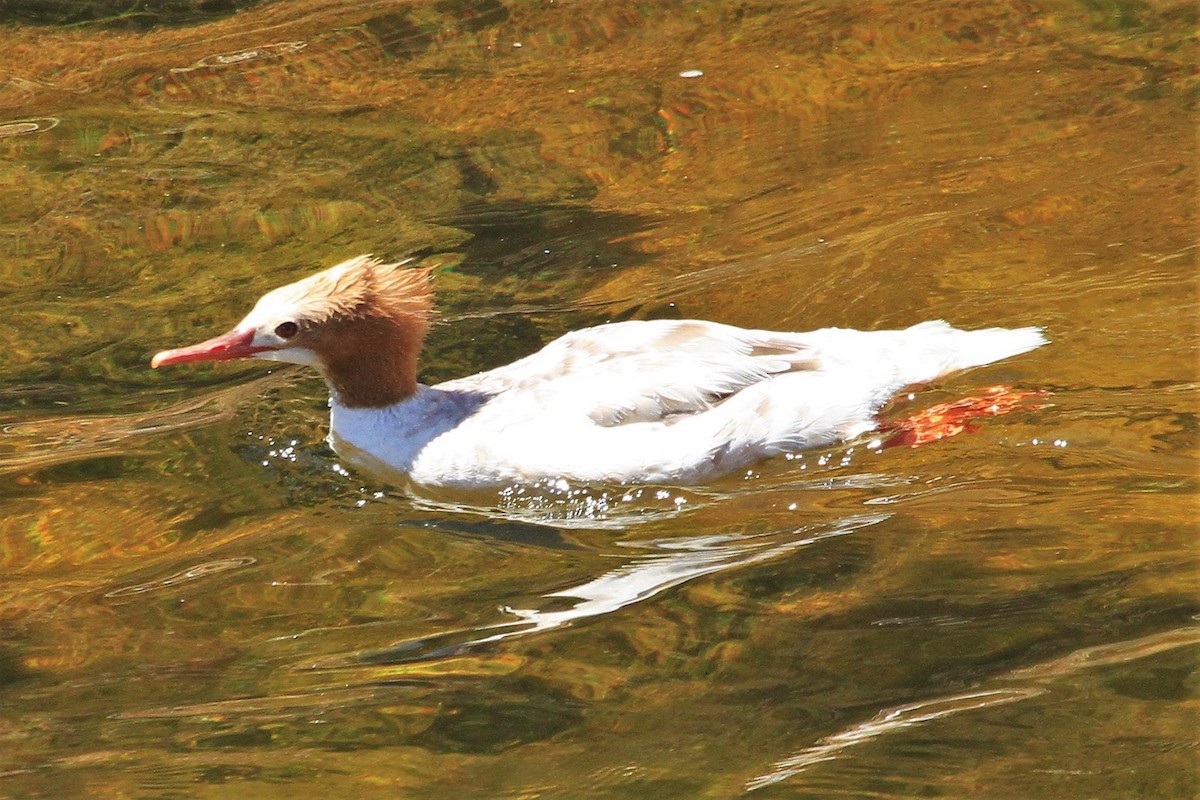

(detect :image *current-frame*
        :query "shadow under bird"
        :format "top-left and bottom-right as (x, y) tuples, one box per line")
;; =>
(151, 255), (1047, 488)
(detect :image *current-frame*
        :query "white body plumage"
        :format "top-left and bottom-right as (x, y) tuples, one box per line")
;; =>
(328, 318), (1047, 487)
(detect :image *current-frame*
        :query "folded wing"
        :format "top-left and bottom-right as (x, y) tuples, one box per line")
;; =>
(439, 319), (820, 426)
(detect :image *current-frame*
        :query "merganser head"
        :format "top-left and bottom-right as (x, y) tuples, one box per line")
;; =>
(151, 255), (434, 408)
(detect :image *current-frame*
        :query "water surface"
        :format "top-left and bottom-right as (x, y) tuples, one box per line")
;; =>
(1, 0), (1196, 797)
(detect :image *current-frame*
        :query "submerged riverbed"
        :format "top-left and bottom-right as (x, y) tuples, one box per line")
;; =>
(1, 0), (1196, 797)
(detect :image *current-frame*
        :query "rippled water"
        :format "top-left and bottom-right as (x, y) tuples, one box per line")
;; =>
(1, 1), (1196, 797)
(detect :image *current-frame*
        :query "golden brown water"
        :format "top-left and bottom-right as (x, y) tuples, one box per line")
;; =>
(1, 1), (1197, 797)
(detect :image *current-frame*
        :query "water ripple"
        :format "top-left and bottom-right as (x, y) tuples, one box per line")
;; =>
(179, 41), (308, 71)
(0, 117), (59, 137)
(104, 556), (258, 598)
(298, 513), (891, 674)
(0, 372), (290, 475)
(745, 625), (1200, 792)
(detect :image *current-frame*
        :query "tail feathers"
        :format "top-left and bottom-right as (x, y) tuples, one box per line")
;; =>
(904, 321), (1048, 380)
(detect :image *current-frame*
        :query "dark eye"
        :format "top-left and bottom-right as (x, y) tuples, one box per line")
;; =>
(274, 321), (300, 339)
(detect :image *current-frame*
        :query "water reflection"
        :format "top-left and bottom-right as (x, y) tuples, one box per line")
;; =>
(0, 0), (1195, 795)
(184, 41), (308, 71)
(747, 688), (1045, 791)
(305, 513), (890, 672)
(0, 373), (289, 475)
(0, 117), (58, 137)
(104, 556), (258, 598)
(747, 625), (1200, 792)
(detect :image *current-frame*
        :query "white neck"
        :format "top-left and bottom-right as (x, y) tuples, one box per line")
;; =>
(325, 386), (485, 477)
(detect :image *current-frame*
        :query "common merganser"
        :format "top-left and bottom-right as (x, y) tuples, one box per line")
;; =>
(151, 255), (1047, 488)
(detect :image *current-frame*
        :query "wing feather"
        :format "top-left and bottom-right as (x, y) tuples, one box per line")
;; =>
(438, 319), (819, 426)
